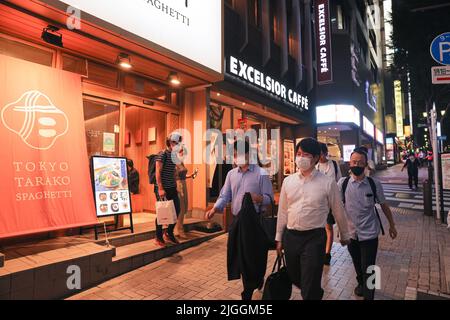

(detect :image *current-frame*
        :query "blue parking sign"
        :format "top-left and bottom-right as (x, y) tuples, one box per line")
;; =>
(430, 32), (450, 65)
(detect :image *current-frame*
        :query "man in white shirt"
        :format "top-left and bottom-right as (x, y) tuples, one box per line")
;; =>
(276, 138), (351, 300)
(316, 143), (342, 265)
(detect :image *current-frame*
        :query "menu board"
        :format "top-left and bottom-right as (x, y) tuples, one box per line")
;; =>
(91, 156), (132, 217)
(442, 153), (450, 190)
(283, 140), (295, 176)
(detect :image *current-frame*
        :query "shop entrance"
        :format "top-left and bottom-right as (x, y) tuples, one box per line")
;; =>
(124, 104), (167, 225)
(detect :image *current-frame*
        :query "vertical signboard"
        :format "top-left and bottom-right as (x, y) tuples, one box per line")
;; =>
(314, 0), (333, 84)
(442, 153), (450, 190)
(393, 80), (404, 138)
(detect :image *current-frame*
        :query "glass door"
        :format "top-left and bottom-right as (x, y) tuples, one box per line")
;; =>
(83, 97), (121, 158)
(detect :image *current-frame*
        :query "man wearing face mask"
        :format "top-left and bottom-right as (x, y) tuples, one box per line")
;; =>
(401, 153), (420, 190)
(316, 143), (342, 266)
(205, 139), (273, 300)
(276, 138), (351, 300)
(338, 147), (398, 300)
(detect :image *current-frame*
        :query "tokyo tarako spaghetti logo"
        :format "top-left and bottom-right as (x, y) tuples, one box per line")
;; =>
(1, 90), (69, 150)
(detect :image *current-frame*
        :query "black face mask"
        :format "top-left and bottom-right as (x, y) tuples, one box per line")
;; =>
(350, 166), (365, 176)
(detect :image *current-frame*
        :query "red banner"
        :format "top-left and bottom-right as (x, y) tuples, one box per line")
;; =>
(0, 55), (97, 239)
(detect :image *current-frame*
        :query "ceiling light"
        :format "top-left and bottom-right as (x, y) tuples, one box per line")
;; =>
(41, 25), (63, 47)
(216, 93), (221, 96)
(168, 71), (181, 86)
(422, 112), (428, 118)
(116, 53), (132, 69)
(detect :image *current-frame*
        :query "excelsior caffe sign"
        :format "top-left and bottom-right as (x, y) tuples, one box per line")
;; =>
(228, 56), (309, 111)
(315, 0), (333, 84)
(56, 0), (222, 73)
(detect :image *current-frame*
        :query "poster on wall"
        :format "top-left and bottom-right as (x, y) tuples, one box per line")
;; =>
(283, 140), (295, 176)
(0, 54), (97, 239)
(91, 156), (132, 217)
(103, 132), (116, 153)
(343, 145), (356, 162)
(442, 153), (450, 190)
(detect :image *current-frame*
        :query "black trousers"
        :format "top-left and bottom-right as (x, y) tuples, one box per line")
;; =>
(408, 171), (418, 188)
(347, 237), (379, 300)
(154, 186), (180, 240)
(283, 228), (326, 300)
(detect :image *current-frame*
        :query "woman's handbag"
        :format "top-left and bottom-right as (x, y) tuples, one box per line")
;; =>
(262, 254), (292, 300)
(260, 194), (277, 250)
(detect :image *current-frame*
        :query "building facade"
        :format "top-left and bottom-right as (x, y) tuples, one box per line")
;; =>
(314, 0), (387, 166)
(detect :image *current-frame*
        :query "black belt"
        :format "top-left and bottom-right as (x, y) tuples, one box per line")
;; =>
(287, 227), (325, 236)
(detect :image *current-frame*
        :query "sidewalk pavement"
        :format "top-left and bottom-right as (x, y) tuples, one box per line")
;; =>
(68, 204), (450, 300)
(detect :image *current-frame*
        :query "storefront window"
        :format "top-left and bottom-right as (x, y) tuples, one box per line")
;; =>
(123, 74), (168, 102)
(83, 98), (120, 158)
(0, 36), (53, 66)
(62, 54), (88, 76)
(86, 60), (119, 89)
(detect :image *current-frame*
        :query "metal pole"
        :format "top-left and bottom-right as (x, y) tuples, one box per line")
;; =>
(431, 103), (441, 221)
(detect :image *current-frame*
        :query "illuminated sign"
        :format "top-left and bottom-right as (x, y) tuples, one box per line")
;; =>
(375, 128), (384, 145)
(394, 80), (404, 138)
(386, 137), (394, 163)
(228, 56), (309, 111)
(315, 0), (333, 84)
(316, 104), (360, 126)
(363, 116), (374, 138)
(343, 145), (356, 162)
(57, 0), (222, 73)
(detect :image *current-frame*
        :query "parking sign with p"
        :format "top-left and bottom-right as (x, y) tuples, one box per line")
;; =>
(430, 32), (450, 66)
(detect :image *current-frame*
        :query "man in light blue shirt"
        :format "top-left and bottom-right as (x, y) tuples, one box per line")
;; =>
(206, 139), (273, 300)
(338, 147), (397, 300)
(211, 161), (273, 216)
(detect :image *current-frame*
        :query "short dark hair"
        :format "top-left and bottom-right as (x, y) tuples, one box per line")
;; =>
(295, 137), (321, 157)
(320, 142), (328, 154)
(351, 148), (368, 163)
(358, 146), (368, 154)
(233, 139), (250, 154)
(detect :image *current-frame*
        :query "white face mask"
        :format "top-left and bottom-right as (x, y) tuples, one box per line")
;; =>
(296, 156), (312, 171)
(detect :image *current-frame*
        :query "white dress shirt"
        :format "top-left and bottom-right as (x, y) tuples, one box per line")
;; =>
(276, 169), (351, 242)
(316, 159), (342, 182)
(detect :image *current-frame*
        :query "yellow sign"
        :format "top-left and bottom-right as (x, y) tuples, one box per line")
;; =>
(394, 80), (404, 138)
(404, 125), (411, 137)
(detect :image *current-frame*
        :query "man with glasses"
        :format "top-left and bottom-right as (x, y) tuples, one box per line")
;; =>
(154, 133), (182, 246)
(338, 147), (398, 300)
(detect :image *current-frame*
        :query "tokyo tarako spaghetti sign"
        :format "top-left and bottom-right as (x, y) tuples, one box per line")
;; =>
(0, 55), (97, 238)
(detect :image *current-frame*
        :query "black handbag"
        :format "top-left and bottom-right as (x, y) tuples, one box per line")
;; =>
(262, 254), (292, 300)
(260, 194), (277, 250)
